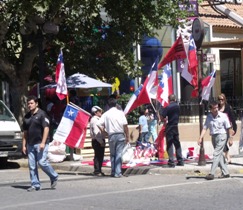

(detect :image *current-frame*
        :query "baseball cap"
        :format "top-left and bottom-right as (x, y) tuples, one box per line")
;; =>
(91, 106), (102, 113)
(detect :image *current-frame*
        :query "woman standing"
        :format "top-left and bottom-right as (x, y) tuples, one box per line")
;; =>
(218, 93), (237, 163)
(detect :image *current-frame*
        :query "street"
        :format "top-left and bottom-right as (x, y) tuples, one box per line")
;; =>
(1, 166), (243, 210)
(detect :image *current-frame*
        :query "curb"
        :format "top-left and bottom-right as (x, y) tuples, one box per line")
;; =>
(12, 157), (243, 177)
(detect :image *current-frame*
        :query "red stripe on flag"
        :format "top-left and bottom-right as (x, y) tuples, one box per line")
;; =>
(65, 109), (90, 148)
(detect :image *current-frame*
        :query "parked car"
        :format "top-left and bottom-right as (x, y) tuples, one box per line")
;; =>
(0, 100), (23, 164)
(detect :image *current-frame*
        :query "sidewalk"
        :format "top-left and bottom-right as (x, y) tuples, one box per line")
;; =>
(11, 155), (243, 177)
(0, 155), (242, 187)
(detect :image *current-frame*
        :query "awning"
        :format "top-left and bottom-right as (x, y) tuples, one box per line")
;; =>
(202, 38), (243, 48)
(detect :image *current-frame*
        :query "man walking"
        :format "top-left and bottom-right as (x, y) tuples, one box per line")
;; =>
(198, 101), (233, 180)
(22, 95), (58, 191)
(160, 94), (184, 167)
(98, 97), (129, 178)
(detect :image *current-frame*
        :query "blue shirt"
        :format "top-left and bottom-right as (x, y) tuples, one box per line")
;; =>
(203, 111), (231, 135)
(161, 101), (180, 126)
(139, 115), (148, 133)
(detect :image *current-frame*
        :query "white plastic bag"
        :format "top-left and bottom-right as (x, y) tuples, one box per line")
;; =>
(48, 140), (66, 162)
(122, 143), (134, 163)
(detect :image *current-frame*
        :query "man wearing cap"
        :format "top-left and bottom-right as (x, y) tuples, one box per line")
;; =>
(90, 106), (106, 176)
(98, 98), (129, 178)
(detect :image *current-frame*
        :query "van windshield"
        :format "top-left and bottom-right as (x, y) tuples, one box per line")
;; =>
(0, 101), (16, 121)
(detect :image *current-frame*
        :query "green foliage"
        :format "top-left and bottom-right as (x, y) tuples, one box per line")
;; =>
(0, 0), (189, 120)
(0, 0), (187, 82)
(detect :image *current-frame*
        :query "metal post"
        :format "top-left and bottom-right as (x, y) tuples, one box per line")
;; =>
(197, 49), (206, 166)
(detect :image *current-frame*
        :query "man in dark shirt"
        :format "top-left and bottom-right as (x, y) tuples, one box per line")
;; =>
(22, 95), (58, 192)
(160, 94), (184, 168)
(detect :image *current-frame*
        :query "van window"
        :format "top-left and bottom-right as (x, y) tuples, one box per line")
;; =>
(0, 101), (15, 121)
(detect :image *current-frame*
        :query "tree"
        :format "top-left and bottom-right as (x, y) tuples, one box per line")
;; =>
(0, 0), (188, 122)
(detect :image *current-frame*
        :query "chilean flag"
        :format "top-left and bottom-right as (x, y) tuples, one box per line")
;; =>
(55, 50), (68, 100)
(124, 60), (158, 115)
(188, 35), (198, 88)
(181, 35), (198, 86)
(53, 103), (91, 148)
(188, 35), (198, 70)
(124, 85), (146, 115)
(201, 69), (216, 101)
(156, 64), (173, 107)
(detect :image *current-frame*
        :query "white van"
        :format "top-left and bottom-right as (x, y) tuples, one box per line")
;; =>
(0, 100), (23, 164)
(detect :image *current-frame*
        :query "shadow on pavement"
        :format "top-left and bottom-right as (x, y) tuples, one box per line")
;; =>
(12, 185), (57, 191)
(228, 162), (243, 166)
(0, 160), (20, 170)
(186, 176), (206, 180)
(11, 185), (29, 190)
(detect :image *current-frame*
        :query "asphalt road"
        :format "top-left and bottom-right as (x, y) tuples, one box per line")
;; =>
(1, 167), (243, 210)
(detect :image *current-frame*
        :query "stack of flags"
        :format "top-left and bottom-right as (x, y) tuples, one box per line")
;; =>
(124, 34), (216, 115)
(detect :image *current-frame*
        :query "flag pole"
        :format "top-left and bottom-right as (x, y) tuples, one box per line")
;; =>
(66, 95), (69, 104)
(197, 49), (206, 166)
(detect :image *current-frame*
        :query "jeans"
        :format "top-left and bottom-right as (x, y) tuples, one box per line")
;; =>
(148, 119), (158, 142)
(108, 133), (125, 177)
(27, 143), (58, 188)
(138, 132), (150, 143)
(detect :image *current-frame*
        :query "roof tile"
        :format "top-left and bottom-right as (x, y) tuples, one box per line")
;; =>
(199, 1), (243, 28)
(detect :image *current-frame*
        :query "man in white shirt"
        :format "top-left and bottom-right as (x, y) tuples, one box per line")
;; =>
(98, 98), (129, 178)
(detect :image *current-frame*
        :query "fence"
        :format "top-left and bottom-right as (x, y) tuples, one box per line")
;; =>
(77, 96), (243, 124)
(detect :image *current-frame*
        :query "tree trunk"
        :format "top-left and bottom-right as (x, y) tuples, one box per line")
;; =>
(10, 84), (28, 125)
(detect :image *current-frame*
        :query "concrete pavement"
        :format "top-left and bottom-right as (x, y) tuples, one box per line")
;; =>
(0, 151), (242, 187)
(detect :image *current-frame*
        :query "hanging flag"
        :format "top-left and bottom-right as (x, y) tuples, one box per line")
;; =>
(156, 64), (173, 107)
(55, 50), (68, 100)
(181, 35), (198, 86)
(201, 69), (216, 101)
(158, 35), (187, 69)
(188, 35), (198, 89)
(124, 60), (158, 115)
(188, 35), (198, 70)
(53, 103), (91, 148)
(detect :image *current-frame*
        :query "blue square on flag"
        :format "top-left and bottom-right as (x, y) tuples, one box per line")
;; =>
(63, 106), (78, 121)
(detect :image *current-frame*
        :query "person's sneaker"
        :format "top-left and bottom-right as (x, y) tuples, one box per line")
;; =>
(114, 174), (123, 178)
(205, 174), (214, 180)
(162, 164), (175, 168)
(177, 161), (184, 166)
(93, 171), (106, 176)
(51, 180), (58, 189)
(218, 174), (230, 179)
(27, 186), (41, 192)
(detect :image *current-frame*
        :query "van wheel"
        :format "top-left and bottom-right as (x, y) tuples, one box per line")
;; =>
(0, 157), (8, 168)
